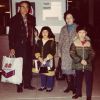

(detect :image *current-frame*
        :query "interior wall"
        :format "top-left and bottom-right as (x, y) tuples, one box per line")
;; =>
(11, 0), (66, 42)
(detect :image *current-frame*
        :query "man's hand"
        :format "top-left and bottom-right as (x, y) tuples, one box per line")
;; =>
(9, 49), (15, 56)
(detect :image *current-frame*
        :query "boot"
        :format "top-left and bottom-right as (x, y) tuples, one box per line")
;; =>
(87, 97), (91, 100)
(17, 83), (23, 93)
(72, 94), (82, 99)
(64, 75), (76, 94)
(64, 75), (71, 93)
(64, 86), (71, 93)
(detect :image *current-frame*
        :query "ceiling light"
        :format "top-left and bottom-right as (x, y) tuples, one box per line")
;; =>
(67, 0), (73, 3)
(5, 11), (10, 13)
(0, 5), (5, 7)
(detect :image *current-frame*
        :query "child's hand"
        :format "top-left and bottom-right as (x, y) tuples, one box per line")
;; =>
(44, 58), (48, 62)
(81, 59), (87, 66)
(38, 57), (43, 63)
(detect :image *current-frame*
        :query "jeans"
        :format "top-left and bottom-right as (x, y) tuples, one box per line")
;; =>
(40, 74), (54, 88)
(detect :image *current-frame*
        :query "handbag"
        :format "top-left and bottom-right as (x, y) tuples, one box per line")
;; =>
(39, 64), (48, 73)
(32, 59), (40, 73)
(39, 60), (53, 73)
(1, 56), (23, 84)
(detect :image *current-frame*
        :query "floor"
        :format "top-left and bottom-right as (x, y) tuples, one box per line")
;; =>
(0, 35), (100, 100)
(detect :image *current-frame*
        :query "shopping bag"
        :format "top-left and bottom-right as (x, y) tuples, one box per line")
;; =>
(32, 59), (39, 73)
(1, 56), (23, 84)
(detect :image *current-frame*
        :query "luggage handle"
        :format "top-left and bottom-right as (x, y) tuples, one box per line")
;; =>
(8, 55), (15, 58)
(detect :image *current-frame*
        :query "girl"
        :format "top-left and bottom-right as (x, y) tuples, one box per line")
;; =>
(35, 26), (56, 92)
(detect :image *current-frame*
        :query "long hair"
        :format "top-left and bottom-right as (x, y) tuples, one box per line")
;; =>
(39, 26), (55, 39)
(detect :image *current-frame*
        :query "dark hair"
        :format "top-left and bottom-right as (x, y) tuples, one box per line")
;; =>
(64, 10), (75, 21)
(39, 26), (55, 39)
(76, 25), (88, 33)
(34, 28), (38, 33)
(19, 1), (31, 12)
(34, 28), (39, 36)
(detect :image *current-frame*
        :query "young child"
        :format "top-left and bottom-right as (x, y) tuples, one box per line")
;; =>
(70, 25), (95, 100)
(35, 26), (56, 92)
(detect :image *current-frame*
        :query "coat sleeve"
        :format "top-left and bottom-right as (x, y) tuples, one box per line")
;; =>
(34, 40), (41, 58)
(70, 43), (82, 63)
(8, 18), (16, 49)
(86, 46), (95, 63)
(46, 40), (56, 60)
(58, 29), (64, 57)
(33, 16), (36, 28)
(50, 41), (56, 56)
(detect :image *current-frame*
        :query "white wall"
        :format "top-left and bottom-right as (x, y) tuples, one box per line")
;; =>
(11, 0), (66, 41)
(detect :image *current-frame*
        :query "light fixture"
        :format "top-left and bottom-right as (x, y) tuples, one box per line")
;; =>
(5, 11), (10, 14)
(0, 5), (5, 7)
(68, 0), (73, 3)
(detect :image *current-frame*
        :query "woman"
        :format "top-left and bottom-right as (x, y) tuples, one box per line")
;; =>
(70, 25), (95, 100)
(35, 26), (56, 92)
(58, 11), (77, 94)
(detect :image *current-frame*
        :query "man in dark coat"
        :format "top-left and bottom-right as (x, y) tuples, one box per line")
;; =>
(9, 1), (36, 93)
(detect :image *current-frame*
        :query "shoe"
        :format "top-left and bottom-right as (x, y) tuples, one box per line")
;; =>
(38, 87), (46, 91)
(71, 89), (76, 94)
(24, 85), (35, 90)
(72, 94), (82, 99)
(46, 88), (53, 92)
(17, 86), (23, 93)
(87, 97), (91, 100)
(64, 88), (70, 93)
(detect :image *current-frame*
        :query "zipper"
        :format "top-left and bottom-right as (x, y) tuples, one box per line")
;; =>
(82, 45), (85, 72)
